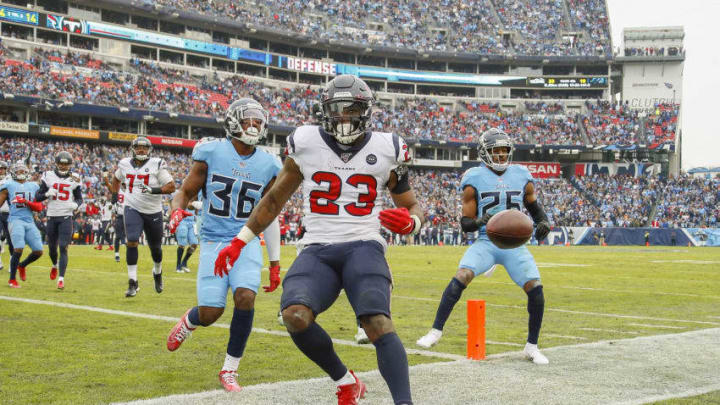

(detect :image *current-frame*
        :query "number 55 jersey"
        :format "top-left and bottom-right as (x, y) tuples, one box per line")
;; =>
(192, 138), (281, 242)
(287, 125), (410, 248)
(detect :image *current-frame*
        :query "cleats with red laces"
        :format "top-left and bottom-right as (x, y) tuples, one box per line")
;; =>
(50, 266), (58, 280)
(336, 370), (366, 405)
(8, 279), (20, 288)
(218, 370), (242, 392)
(18, 266), (26, 281)
(57, 280), (64, 290)
(167, 309), (196, 351)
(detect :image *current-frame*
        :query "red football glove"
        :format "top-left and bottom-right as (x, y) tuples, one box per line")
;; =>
(12, 196), (43, 212)
(168, 208), (193, 234)
(263, 264), (281, 293)
(379, 207), (416, 235)
(213, 238), (246, 278)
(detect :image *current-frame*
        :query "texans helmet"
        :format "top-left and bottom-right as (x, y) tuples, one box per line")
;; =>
(320, 75), (374, 144)
(55, 151), (73, 176)
(131, 136), (153, 161)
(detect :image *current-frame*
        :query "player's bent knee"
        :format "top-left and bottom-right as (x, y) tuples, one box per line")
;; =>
(32, 250), (43, 256)
(523, 279), (542, 293)
(13, 248), (23, 254)
(127, 241), (139, 248)
(526, 285), (544, 307)
(198, 306), (224, 326)
(455, 268), (475, 285)
(282, 305), (314, 333)
(359, 314), (394, 342)
(232, 288), (256, 310)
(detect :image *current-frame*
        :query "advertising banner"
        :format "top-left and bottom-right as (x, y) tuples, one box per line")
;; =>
(0, 5), (38, 25)
(108, 132), (138, 142)
(574, 162), (661, 177)
(49, 126), (99, 139)
(146, 136), (197, 149)
(279, 56), (337, 75)
(0, 121), (29, 133)
(46, 14), (87, 33)
(517, 162), (561, 178)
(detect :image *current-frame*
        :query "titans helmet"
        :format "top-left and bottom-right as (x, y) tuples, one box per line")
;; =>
(479, 128), (514, 172)
(11, 162), (29, 181)
(131, 136), (153, 161)
(224, 98), (268, 145)
(321, 75), (374, 144)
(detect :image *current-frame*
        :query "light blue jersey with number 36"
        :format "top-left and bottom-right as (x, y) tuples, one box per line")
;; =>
(460, 163), (533, 237)
(192, 138), (281, 242)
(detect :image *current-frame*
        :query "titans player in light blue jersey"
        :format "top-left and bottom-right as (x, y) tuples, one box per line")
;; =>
(165, 98), (282, 392)
(175, 200), (202, 273)
(0, 163), (45, 288)
(417, 128), (552, 364)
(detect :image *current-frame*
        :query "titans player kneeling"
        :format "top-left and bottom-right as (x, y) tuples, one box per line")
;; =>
(35, 151), (82, 289)
(111, 137), (175, 297)
(165, 98), (282, 392)
(416, 128), (551, 364)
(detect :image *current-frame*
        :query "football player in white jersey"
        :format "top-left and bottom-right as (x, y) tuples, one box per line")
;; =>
(0, 161), (11, 270)
(94, 197), (114, 251)
(214, 75), (423, 405)
(35, 152), (82, 289)
(110, 136), (175, 297)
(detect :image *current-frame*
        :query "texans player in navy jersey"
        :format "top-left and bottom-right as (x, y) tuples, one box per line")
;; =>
(416, 128), (551, 364)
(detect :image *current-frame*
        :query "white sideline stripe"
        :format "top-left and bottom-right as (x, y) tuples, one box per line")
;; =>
(650, 260), (720, 264)
(580, 327), (640, 335)
(113, 327), (720, 405)
(708, 316), (720, 319)
(0, 295), (464, 361)
(615, 383), (720, 405)
(627, 323), (686, 330)
(543, 333), (587, 340)
(536, 262), (593, 267)
(392, 294), (720, 325)
(485, 340), (523, 347)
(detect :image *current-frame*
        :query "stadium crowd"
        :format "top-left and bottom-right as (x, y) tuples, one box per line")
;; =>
(1, 136), (716, 248)
(0, 45), (680, 147)
(148, 0), (610, 56)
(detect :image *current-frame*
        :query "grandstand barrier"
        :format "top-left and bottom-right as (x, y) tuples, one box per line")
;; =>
(544, 227), (719, 246)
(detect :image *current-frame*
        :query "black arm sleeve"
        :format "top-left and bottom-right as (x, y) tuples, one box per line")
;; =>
(460, 216), (480, 233)
(73, 186), (83, 206)
(35, 181), (49, 202)
(525, 200), (548, 224)
(111, 192), (118, 204)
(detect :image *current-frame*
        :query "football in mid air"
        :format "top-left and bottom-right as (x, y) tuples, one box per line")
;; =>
(486, 209), (534, 249)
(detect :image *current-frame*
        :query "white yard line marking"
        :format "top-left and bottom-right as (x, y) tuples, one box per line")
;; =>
(579, 327), (640, 335)
(393, 294), (720, 325)
(536, 262), (593, 267)
(543, 333), (587, 340)
(627, 323), (686, 330)
(113, 327), (720, 405)
(0, 295), (463, 361)
(650, 260), (720, 264)
(486, 340), (524, 347)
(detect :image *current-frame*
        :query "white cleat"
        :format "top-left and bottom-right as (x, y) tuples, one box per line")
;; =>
(524, 343), (549, 365)
(355, 327), (370, 344)
(182, 266), (191, 273)
(277, 310), (285, 326)
(416, 328), (443, 348)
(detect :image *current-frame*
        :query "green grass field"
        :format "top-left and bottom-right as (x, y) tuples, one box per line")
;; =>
(0, 244), (718, 404)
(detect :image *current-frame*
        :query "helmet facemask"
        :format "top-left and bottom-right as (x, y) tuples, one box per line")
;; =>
(479, 130), (514, 172)
(131, 140), (152, 161)
(322, 99), (371, 144)
(225, 103), (268, 146)
(11, 163), (29, 182)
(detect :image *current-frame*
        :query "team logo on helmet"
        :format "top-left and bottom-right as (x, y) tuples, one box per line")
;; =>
(224, 98), (268, 146)
(321, 75), (375, 145)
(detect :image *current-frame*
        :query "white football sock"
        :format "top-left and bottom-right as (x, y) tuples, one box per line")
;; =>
(153, 262), (162, 275)
(128, 264), (138, 281)
(59, 276), (64, 282)
(222, 354), (241, 372)
(335, 370), (355, 386)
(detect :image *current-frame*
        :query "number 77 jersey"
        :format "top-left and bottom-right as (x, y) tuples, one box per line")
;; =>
(287, 125), (411, 248)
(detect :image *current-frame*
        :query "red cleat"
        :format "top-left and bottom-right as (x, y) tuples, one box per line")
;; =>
(18, 266), (26, 281)
(94, 245), (102, 250)
(218, 370), (242, 392)
(50, 266), (58, 280)
(106, 246), (114, 250)
(167, 309), (196, 352)
(336, 371), (366, 405)
(8, 279), (20, 288)
(57, 280), (64, 290)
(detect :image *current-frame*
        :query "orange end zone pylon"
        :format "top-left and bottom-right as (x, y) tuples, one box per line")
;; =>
(467, 299), (486, 360)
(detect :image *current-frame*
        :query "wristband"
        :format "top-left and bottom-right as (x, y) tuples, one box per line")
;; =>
(236, 226), (257, 243)
(410, 214), (421, 235)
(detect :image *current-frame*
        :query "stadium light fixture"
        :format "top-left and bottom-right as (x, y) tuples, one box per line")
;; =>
(2, 93), (14, 100)
(169, 112), (178, 118)
(216, 117), (224, 123)
(143, 115), (155, 122)
(119, 107), (129, 113)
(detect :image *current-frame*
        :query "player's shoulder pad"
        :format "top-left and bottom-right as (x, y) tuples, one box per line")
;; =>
(191, 137), (221, 162)
(388, 132), (412, 164)
(285, 125), (319, 157)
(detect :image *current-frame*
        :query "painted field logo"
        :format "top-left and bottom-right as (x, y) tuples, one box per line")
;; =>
(366, 154), (377, 165)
